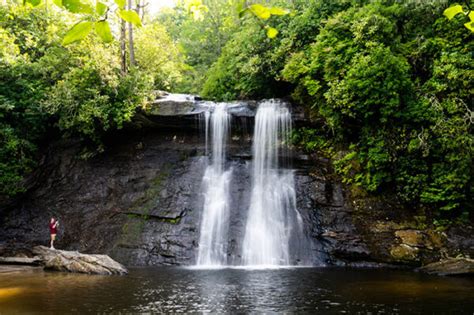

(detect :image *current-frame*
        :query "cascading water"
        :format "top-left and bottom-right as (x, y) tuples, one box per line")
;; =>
(197, 104), (232, 266)
(241, 100), (306, 266)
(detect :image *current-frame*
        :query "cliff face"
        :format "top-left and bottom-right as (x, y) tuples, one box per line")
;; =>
(0, 96), (472, 266)
(0, 130), (206, 265)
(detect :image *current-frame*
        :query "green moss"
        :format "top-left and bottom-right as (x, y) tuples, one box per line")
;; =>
(128, 163), (172, 216)
(165, 217), (180, 224)
(117, 163), (174, 245)
(120, 218), (146, 245)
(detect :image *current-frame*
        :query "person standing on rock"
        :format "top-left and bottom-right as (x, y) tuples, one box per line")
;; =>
(49, 217), (59, 250)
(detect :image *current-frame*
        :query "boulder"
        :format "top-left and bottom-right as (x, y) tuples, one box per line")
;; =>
(418, 257), (474, 276)
(32, 246), (127, 275)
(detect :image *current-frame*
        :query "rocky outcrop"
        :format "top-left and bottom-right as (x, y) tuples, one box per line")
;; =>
(133, 93), (308, 131)
(32, 246), (127, 275)
(418, 257), (474, 276)
(295, 156), (472, 267)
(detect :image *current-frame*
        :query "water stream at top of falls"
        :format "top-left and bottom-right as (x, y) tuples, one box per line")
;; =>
(197, 104), (232, 266)
(241, 100), (305, 266)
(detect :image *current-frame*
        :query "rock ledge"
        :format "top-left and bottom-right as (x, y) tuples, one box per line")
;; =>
(418, 257), (474, 276)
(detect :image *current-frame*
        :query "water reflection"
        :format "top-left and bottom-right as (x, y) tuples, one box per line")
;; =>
(0, 287), (23, 300)
(0, 267), (473, 313)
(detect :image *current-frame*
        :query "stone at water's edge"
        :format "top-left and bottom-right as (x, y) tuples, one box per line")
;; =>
(32, 246), (127, 275)
(0, 256), (42, 265)
(418, 257), (474, 276)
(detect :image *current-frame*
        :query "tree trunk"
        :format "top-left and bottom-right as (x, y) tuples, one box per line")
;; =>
(120, 17), (127, 75)
(137, 0), (146, 22)
(128, 0), (136, 67)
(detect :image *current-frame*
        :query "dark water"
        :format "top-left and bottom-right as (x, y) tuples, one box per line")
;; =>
(0, 267), (473, 314)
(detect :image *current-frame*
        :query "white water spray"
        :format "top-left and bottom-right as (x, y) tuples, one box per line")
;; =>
(197, 104), (232, 266)
(242, 100), (305, 266)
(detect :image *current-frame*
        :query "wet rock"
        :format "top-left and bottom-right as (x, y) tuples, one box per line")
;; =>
(446, 226), (474, 258)
(0, 257), (42, 265)
(418, 257), (474, 276)
(32, 246), (127, 275)
(147, 96), (196, 116)
(320, 231), (371, 262)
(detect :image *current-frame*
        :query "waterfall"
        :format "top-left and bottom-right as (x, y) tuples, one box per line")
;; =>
(197, 104), (232, 266)
(242, 100), (305, 266)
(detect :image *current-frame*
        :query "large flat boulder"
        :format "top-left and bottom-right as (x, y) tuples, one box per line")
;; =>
(418, 257), (474, 276)
(32, 246), (127, 275)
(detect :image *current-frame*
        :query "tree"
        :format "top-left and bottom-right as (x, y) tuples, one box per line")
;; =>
(134, 22), (185, 90)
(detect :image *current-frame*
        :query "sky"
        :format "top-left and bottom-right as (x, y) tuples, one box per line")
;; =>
(147, 0), (176, 15)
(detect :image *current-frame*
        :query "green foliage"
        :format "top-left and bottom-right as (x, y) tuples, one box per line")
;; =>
(0, 4), (60, 195)
(62, 0), (93, 14)
(0, 3), (158, 197)
(134, 22), (184, 91)
(283, 2), (473, 217)
(118, 9), (142, 27)
(444, 4), (464, 20)
(443, 3), (474, 32)
(184, 0), (209, 21)
(42, 39), (152, 143)
(62, 21), (93, 45)
(24, 0), (41, 7)
(95, 20), (113, 43)
(19, 0), (143, 45)
(114, 0), (125, 9)
(201, 9), (296, 101)
(96, 2), (107, 16)
(291, 127), (335, 157)
(156, 0), (242, 93)
(239, 3), (290, 39)
(202, 0), (352, 101)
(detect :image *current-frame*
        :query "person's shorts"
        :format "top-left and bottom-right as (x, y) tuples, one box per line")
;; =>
(50, 234), (57, 239)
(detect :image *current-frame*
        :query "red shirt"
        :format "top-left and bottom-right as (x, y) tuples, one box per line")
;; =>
(49, 221), (57, 234)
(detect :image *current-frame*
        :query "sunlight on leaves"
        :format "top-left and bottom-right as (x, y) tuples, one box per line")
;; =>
(266, 26), (278, 38)
(185, 0), (208, 21)
(62, 20), (93, 45)
(464, 20), (474, 32)
(96, 2), (108, 16)
(114, 0), (126, 9)
(23, 0), (41, 6)
(95, 20), (113, 42)
(249, 4), (271, 20)
(443, 5), (463, 20)
(269, 7), (289, 16)
(119, 9), (142, 27)
(62, 0), (94, 14)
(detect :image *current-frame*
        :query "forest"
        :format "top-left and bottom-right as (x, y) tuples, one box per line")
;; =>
(0, 0), (473, 225)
